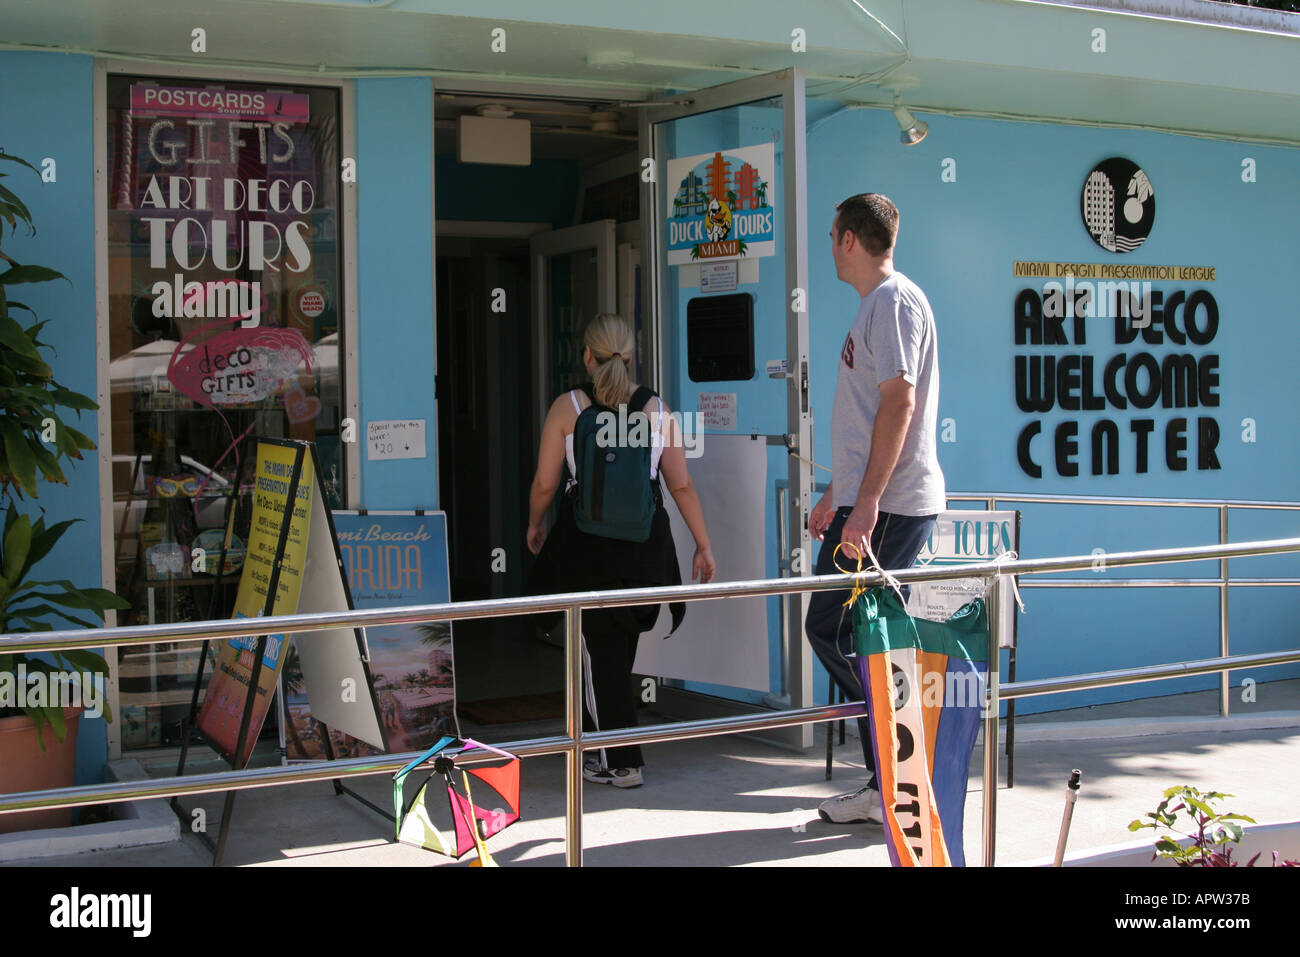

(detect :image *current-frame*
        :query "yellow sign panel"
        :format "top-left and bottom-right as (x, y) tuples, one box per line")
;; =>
(197, 441), (313, 768)
(1013, 262), (1216, 281)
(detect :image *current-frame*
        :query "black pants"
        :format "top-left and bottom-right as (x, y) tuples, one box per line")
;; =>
(581, 608), (644, 769)
(804, 507), (937, 789)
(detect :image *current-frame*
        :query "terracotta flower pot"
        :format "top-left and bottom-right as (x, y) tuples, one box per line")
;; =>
(0, 708), (82, 834)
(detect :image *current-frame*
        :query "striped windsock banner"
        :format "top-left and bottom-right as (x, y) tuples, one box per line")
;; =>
(852, 587), (988, 867)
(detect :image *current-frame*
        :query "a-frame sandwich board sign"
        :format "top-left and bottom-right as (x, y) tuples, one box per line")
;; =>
(175, 438), (387, 865)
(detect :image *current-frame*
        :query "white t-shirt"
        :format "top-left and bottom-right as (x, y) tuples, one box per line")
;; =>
(831, 271), (946, 515)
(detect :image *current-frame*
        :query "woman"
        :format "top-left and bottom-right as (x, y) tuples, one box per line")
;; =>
(526, 313), (715, 788)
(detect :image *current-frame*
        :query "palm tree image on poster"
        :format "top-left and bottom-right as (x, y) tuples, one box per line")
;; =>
(280, 511), (457, 760)
(666, 148), (773, 264)
(279, 649), (315, 758)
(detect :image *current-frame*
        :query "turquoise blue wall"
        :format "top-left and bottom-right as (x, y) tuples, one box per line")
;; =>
(0, 52), (106, 783)
(355, 78), (439, 510)
(4, 52), (1298, 794)
(801, 106), (1300, 713)
(646, 99), (1299, 715)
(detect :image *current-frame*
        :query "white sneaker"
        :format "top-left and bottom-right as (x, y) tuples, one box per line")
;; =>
(582, 761), (644, 788)
(818, 786), (883, 825)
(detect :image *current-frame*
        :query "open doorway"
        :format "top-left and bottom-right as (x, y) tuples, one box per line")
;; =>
(433, 91), (642, 717)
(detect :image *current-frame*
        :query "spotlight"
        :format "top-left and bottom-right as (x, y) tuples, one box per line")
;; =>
(892, 96), (928, 146)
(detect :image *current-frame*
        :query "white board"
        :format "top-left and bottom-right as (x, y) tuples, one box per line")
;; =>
(289, 464), (386, 748)
(636, 434), (768, 690)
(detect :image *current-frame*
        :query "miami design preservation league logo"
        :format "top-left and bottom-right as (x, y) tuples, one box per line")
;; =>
(665, 143), (776, 266)
(1080, 157), (1154, 254)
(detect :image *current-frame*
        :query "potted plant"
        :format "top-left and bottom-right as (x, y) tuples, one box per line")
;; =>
(0, 151), (129, 833)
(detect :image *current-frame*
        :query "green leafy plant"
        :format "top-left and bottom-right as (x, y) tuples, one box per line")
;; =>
(0, 151), (129, 749)
(1129, 785), (1298, 867)
(1, 503), (128, 746)
(1, 152), (99, 500)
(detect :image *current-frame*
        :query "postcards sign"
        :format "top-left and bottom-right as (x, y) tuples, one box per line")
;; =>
(665, 143), (775, 266)
(131, 84), (310, 123)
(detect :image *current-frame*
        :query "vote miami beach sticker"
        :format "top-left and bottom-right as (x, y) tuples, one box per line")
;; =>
(666, 143), (775, 266)
(1080, 157), (1155, 254)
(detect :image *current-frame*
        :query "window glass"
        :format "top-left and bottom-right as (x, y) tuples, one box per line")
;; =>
(105, 75), (345, 751)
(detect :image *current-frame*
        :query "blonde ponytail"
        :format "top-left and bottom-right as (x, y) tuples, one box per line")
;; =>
(584, 313), (636, 409)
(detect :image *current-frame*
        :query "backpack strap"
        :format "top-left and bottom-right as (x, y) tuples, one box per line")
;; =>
(628, 385), (656, 413)
(626, 387), (666, 503)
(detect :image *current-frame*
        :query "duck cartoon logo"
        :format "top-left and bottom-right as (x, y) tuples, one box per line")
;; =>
(706, 197), (732, 242)
(665, 143), (776, 265)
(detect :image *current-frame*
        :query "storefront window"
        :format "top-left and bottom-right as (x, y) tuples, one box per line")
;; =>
(105, 75), (346, 750)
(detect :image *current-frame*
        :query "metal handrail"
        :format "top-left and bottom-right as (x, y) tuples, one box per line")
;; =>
(3, 537), (1297, 656)
(946, 492), (1300, 718)
(2, 535), (1299, 868)
(948, 492), (1300, 510)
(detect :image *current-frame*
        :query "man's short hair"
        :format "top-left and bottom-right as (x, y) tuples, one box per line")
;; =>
(834, 193), (898, 256)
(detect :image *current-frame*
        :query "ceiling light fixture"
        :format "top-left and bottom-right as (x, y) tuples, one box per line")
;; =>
(892, 95), (928, 146)
(589, 110), (620, 133)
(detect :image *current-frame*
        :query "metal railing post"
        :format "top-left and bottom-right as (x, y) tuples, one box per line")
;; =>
(776, 484), (789, 696)
(565, 603), (584, 867)
(982, 572), (1001, 867)
(1220, 505), (1230, 717)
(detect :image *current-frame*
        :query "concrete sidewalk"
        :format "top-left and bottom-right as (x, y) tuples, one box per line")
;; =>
(11, 709), (1300, 867)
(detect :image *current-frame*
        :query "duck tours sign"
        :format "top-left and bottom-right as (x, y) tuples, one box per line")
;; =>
(665, 143), (776, 266)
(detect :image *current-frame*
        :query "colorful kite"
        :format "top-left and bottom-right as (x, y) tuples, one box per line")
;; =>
(393, 737), (521, 867)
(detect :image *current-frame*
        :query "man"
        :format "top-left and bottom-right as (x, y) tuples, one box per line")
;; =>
(807, 193), (946, 824)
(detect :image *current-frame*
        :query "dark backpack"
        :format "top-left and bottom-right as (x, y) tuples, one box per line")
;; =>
(570, 383), (660, 542)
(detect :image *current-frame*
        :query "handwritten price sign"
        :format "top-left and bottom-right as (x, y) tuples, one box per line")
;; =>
(366, 419), (427, 461)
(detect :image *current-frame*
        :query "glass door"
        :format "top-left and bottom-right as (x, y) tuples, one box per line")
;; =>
(638, 69), (813, 745)
(528, 220), (618, 438)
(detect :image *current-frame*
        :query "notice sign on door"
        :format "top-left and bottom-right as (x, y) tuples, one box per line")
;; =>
(698, 392), (737, 430)
(666, 143), (775, 266)
(700, 261), (739, 293)
(367, 419), (427, 461)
